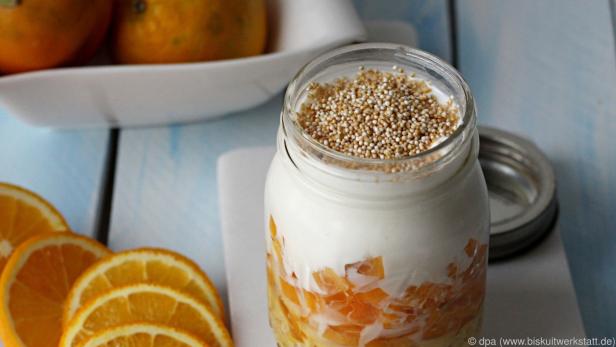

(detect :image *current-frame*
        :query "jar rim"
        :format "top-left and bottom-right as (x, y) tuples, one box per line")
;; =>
(282, 43), (476, 175)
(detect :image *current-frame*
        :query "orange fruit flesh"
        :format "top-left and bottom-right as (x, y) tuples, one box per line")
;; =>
(61, 284), (232, 347)
(0, 183), (68, 274)
(0, 233), (110, 347)
(64, 248), (224, 326)
(267, 215), (487, 346)
(80, 323), (209, 347)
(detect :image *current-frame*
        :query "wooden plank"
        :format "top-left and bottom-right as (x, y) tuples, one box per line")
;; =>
(109, 96), (281, 298)
(457, 0), (616, 336)
(108, 1), (453, 299)
(0, 109), (110, 238)
(354, 0), (452, 61)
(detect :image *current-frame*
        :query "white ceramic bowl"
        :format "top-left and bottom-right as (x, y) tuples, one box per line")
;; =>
(0, 0), (365, 128)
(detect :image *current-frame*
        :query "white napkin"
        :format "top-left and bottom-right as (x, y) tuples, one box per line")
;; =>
(218, 147), (585, 347)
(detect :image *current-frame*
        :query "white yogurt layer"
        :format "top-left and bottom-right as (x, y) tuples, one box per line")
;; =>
(266, 150), (487, 298)
(265, 75), (488, 298)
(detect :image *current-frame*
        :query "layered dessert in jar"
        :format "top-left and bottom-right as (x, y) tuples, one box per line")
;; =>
(265, 44), (489, 347)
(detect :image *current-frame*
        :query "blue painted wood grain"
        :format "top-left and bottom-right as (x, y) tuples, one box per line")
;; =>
(457, 0), (616, 336)
(108, 1), (452, 297)
(353, 0), (451, 61)
(0, 108), (110, 237)
(109, 96), (280, 298)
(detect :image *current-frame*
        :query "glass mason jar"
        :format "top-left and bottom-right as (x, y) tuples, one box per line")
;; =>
(265, 43), (489, 347)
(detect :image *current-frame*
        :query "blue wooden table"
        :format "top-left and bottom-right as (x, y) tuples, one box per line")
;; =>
(1, 0), (614, 338)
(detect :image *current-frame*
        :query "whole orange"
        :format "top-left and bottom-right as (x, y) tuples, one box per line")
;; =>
(0, 0), (113, 74)
(112, 0), (268, 64)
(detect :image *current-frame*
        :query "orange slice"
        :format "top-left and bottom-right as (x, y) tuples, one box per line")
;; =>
(60, 283), (232, 347)
(0, 233), (111, 347)
(79, 323), (209, 347)
(0, 182), (69, 273)
(64, 248), (223, 325)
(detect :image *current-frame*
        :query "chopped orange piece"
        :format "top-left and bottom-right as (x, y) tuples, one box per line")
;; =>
(272, 235), (283, 255)
(268, 235), (488, 344)
(422, 311), (448, 340)
(288, 315), (306, 342)
(447, 263), (458, 278)
(345, 256), (384, 279)
(278, 296), (305, 342)
(280, 277), (300, 305)
(266, 261), (276, 288)
(302, 290), (319, 312)
(388, 303), (413, 315)
(382, 311), (405, 329)
(324, 291), (349, 307)
(313, 267), (349, 294)
(464, 239), (478, 257)
(341, 296), (380, 325)
(272, 239), (284, 264)
(269, 215), (277, 239)
(477, 244), (488, 263)
(356, 288), (389, 306)
(323, 325), (361, 346)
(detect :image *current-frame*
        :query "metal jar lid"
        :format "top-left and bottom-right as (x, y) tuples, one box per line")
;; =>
(478, 127), (558, 261)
